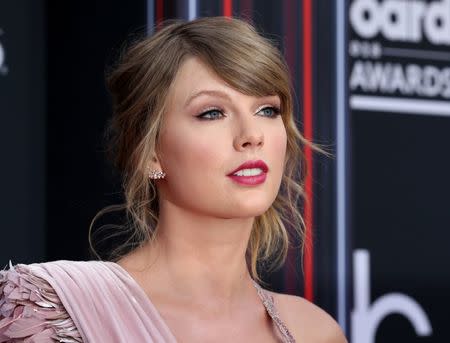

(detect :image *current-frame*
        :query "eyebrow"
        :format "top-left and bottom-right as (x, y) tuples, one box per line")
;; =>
(184, 90), (232, 106)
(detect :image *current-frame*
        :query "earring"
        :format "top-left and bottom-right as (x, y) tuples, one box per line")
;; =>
(149, 170), (166, 179)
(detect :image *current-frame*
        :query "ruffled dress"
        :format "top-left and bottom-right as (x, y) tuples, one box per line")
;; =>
(0, 263), (81, 342)
(0, 260), (296, 342)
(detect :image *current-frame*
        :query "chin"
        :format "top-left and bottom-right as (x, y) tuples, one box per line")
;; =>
(229, 201), (273, 218)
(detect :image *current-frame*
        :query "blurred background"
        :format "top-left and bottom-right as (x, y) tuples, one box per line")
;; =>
(1, 0), (449, 342)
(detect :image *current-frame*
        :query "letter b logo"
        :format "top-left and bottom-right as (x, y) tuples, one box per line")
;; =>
(351, 250), (433, 342)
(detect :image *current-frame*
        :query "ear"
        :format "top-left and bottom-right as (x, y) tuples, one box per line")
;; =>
(147, 155), (166, 180)
(147, 155), (163, 173)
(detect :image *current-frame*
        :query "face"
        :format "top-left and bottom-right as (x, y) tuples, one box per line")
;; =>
(154, 57), (287, 219)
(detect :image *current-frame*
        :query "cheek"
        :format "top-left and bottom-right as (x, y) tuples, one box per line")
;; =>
(268, 128), (288, 210)
(158, 125), (227, 203)
(276, 129), (288, 155)
(269, 126), (288, 174)
(162, 129), (223, 173)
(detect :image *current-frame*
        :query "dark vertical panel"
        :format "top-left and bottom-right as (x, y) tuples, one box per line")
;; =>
(281, 0), (305, 297)
(237, 0), (252, 20)
(251, 1), (283, 42)
(352, 113), (449, 342)
(348, 0), (449, 341)
(0, 1), (46, 265)
(312, 0), (339, 318)
(165, 0), (178, 19)
(46, 1), (147, 261)
(198, 0), (221, 17)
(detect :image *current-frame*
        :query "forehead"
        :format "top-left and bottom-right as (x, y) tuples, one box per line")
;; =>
(166, 56), (280, 108)
(166, 56), (231, 106)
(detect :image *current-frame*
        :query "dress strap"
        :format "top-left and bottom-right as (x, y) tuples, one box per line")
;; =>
(253, 282), (296, 343)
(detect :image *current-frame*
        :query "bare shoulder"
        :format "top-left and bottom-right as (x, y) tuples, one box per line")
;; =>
(269, 291), (348, 343)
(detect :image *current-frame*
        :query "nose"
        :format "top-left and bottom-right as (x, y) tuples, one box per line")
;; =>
(233, 120), (264, 152)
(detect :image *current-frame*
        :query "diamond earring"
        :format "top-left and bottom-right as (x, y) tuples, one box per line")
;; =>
(149, 170), (166, 179)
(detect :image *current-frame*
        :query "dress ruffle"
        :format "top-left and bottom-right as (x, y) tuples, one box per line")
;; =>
(0, 262), (82, 343)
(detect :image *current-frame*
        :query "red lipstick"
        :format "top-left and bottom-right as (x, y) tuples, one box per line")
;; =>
(227, 160), (269, 186)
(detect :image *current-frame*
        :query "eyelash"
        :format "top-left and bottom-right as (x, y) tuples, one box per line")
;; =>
(196, 106), (281, 120)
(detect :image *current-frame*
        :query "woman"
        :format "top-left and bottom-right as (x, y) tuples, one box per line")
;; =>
(0, 17), (347, 342)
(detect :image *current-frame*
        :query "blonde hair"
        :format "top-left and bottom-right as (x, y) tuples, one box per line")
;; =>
(90, 17), (308, 281)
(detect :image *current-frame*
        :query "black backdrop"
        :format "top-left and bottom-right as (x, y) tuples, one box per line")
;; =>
(0, 1), (46, 264)
(45, 1), (146, 262)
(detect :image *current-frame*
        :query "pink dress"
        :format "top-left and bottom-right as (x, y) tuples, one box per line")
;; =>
(0, 260), (295, 342)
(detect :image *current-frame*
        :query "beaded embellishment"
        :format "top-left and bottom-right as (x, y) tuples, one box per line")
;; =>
(0, 262), (82, 342)
(149, 170), (166, 179)
(253, 281), (297, 343)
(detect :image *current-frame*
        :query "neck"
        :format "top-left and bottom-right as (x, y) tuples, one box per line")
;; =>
(133, 199), (256, 302)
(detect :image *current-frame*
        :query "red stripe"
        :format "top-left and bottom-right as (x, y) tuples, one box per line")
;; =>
(223, 0), (233, 16)
(156, 0), (164, 28)
(302, 0), (314, 302)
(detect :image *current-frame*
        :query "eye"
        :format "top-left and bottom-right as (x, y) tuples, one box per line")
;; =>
(196, 108), (225, 120)
(257, 106), (281, 118)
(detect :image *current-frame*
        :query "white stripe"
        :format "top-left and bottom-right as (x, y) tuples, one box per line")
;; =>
(350, 95), (450, 116)
(147, 0), (155, 35)
(188, 0), (197, 20)
(336, 0), (348, 334)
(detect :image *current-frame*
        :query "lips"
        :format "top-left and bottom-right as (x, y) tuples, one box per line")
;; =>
(227, 160), (269, 176)
(227, 160), (269, 186)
